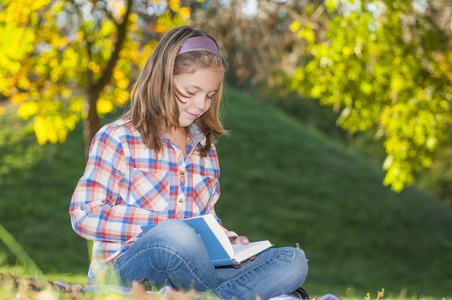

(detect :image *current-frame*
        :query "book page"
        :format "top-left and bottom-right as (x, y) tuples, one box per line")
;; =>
(232, 240), (273, 263)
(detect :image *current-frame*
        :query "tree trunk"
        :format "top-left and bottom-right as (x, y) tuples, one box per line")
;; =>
(83, 88), (100, 157)
(81, 0), (133, 157)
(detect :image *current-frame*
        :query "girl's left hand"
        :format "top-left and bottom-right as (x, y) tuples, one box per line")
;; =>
(230, 235), (250, 245)
(229, 236), (256, 268)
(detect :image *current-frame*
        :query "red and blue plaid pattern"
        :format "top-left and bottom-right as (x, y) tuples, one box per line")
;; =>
(70, 119), (228, 282)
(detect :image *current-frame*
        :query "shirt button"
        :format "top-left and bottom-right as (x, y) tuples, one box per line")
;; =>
(81, 206), (85, 210)
(180, 170), (185, 176)
(178, 198), (184, 203)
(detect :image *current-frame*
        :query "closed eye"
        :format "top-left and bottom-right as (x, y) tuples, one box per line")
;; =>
(207, 91), (218, 99)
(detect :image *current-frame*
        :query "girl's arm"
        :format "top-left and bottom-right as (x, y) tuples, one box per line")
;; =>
(69, 128), (168, 244)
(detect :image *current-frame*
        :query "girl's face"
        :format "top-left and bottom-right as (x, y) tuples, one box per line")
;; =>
(174, 67), (223, 128)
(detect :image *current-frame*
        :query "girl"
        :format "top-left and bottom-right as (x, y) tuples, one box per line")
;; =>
(70, 26), (308, 300)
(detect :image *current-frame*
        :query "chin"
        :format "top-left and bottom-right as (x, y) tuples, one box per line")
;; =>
(180, 121), (194, 128)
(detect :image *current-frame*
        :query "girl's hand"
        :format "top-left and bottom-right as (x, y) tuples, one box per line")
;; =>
(229, 235), (250, 245)
(228, 236), (256, 268)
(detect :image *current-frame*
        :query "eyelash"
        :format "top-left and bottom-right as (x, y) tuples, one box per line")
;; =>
(187, 91), (215, 99)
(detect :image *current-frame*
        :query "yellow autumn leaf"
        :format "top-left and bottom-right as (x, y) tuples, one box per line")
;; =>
(76, 31), (84, 41)
(325, 0), (337, 12)
(129, 12), (137, 23)
(391, 72), (404, 92)
(178, 7), (191, 19)
(154, 24), (166, 33)
(88, 61), (101, 73)
(48, 130), (59, 143)
(342, 47), (351, 56)
(169, 0), (180, 11)
(113, 69), (124, 80)
(53, 2), (64, 14)
(18, 101), (40, 120)
(33, 114), (69, 144)
(99, 20), (116, 37)
(297, 26), (315, 44)
(97, 98), (114, 114)
(33, 116), (47, 145)
(18, 77), (31, 89)
(56, 37), (69, 47)
(10, 93), (29, 104)
(31, 0), (50, 11)
(9, 61), (22, 73)
(64, 114), (79, 130)
(360, 82), (372, 95)
(49, 58), (59, 68)
(310, 85), (326, 98)
(290, 21), (301, 32)
(114, 89), (130, 105)
(0, 107), (4, 115)
(69, 97), (84, 113)
(130, 23), (139, 32)
(116, 78), (129, 89)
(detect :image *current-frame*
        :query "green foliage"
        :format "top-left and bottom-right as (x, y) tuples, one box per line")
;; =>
(0, 0), (189, 146)
(290, 0), (452, 192)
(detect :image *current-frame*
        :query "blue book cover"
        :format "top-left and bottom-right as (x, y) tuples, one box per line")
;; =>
(141, 214), (272, 266)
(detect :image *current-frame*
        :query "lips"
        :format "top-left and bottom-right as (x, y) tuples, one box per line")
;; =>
(185, 111), (199, 119)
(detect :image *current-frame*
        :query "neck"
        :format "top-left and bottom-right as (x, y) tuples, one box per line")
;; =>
(164, 126), (188, 154)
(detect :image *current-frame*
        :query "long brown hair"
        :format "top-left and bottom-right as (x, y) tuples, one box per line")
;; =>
(125, 26), (229, 156)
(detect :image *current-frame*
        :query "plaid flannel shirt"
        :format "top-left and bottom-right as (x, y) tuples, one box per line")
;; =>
(70, 119), (234, 282)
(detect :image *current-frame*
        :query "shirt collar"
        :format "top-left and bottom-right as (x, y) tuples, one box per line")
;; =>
(187, 124), (207, 156)
(188, 124), (206, 145)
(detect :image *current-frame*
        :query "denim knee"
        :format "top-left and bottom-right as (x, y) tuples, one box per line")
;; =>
(293, 246), (309, 286)
(113, 219), (220, 290)
(144, 219), (203, 255)
(279, 246), (309, 287)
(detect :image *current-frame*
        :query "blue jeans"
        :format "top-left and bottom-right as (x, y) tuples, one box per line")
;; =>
(113, 219), (308, 300)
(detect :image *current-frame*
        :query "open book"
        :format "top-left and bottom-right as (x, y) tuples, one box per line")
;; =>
(141, 214), (273, 266)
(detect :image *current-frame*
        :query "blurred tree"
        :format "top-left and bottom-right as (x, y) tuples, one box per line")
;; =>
(0, 0), (190, 154)
(188, 0), (348, 141)
(189, 0), (327, 87)
(426, 0), (452, 41)
(290, 0), (452, 192)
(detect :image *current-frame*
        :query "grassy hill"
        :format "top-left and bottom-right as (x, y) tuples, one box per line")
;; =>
(1, 88), (452, 298)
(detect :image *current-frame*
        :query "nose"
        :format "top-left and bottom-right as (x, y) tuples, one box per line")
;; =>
(193, 95), (208, 111)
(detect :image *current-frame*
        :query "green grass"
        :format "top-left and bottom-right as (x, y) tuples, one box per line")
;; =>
(0, 103), (89, 276)
(1, 89), (452, 299)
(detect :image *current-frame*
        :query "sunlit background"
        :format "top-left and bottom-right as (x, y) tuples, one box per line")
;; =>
(1, 0), (451, 299)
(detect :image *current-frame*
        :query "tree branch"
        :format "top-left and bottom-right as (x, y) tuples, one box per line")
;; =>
(93, 0), (133, 94)
(69, 0), (95, 87)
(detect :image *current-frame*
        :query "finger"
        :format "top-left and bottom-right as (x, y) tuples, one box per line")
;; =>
(235, 236), (249, 245)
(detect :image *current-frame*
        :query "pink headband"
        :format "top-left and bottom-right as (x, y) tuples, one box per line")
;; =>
(177, 36), (220, 55)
